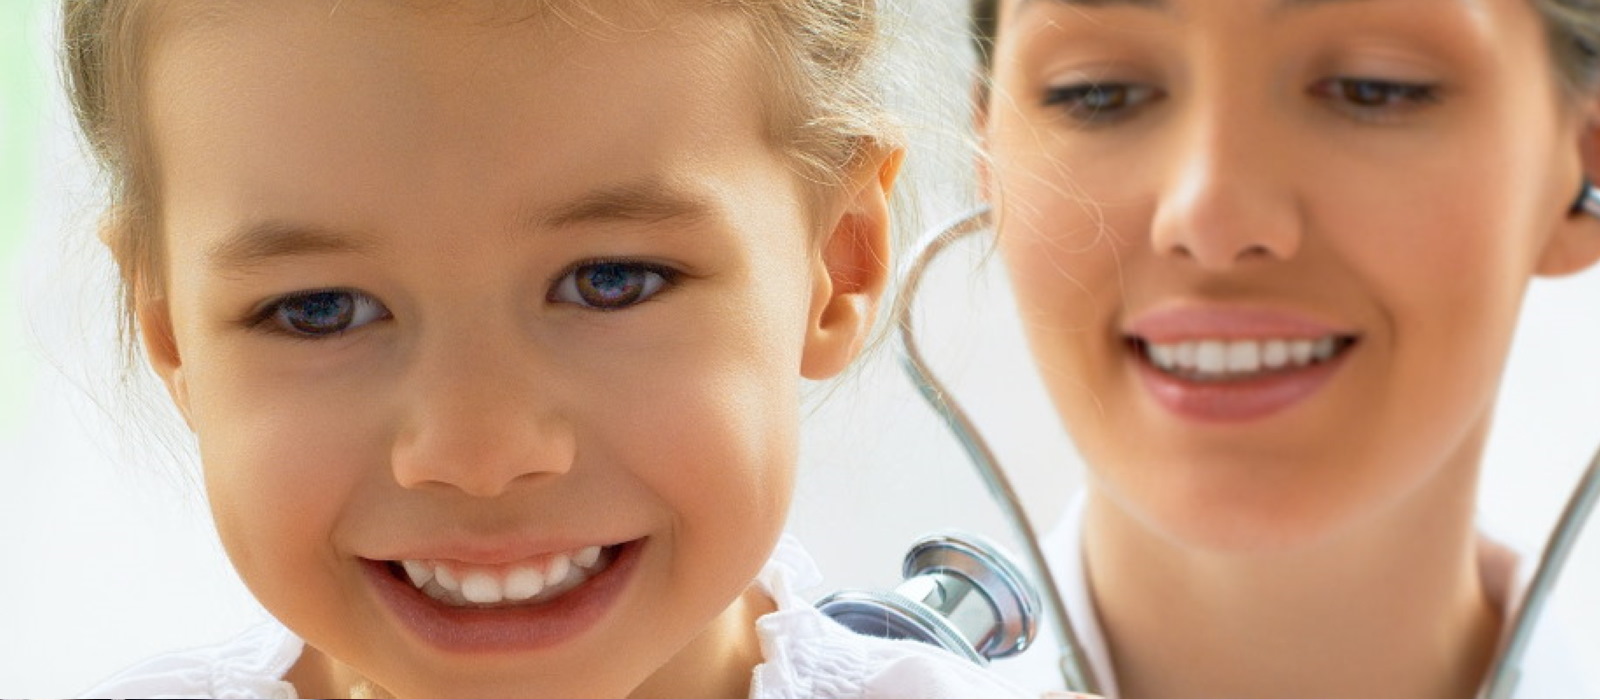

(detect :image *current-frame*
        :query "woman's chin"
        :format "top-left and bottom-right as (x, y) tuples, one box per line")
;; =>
(1095, 477), (1372, 556)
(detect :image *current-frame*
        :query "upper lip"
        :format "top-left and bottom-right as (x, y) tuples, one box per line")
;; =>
(1124, 304), (1358, 344)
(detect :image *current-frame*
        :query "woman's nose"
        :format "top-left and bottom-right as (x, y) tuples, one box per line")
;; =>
(1149, 108), (1304, 270)
(389, 330), (575, 498)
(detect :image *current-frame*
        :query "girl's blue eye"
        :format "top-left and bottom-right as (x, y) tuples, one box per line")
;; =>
(1043, 82), (1162, 123)
(550, 262), (672, 310)
(1313, 78), (1439, 114)
(261, 290), (389, 337)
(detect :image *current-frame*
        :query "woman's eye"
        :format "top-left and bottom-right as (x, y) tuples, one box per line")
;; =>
(1042, 82), (1162, 124)
(550, 262), (673, 311)
(1313, 78), (1439, 115)
(258, 290), (389, 338)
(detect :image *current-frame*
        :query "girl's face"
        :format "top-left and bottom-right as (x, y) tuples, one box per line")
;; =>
(984, 0), (1600, 550)
(140, 3), (884, 696)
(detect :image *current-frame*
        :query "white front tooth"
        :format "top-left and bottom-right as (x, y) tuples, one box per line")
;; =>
(401, 560), (434, 588)
(504, 566), (546, 601)
(546, 553), (572, 587)
(1289, 340), (1315, 365)
(460, 572), (504, 605)
(1262, 340), (1289, 369)
(433, 566), (460, 592)
(1152, 342), (1177, 369)
(1148, 344), (1176, 370)
(573, 545), (601, 569)
(1177, 342), (1199, 370)
(1196, 341), (1227, 374)
(1312, 337), (1337, 361)
(1225, 341), (1260, 373)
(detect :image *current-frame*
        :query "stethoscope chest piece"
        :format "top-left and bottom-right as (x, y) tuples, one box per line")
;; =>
(816, 531), (1039, 665)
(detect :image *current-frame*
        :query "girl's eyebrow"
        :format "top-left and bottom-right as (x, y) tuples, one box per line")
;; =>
(207, 180), (717, 273)
(207, 220), (377, 273)
(533, 179), (716, 231)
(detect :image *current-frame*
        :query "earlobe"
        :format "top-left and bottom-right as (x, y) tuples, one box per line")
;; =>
(1536, 206), (1600, 276)
(799, 146), (902, 380)
(136, 296), (194, 427)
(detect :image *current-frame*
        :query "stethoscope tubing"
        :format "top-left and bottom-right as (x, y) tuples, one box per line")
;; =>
(1478, 444), (1600, 698)
(894, 205), (1102, 696)
(897, 203), (1600, 698)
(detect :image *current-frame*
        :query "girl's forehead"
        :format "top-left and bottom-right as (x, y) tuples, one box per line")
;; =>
(144, 0), (779, 255)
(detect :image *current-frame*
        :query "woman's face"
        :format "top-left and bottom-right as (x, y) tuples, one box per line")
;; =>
(984, 0), (1596, 549)
(139, 2), (871, 696)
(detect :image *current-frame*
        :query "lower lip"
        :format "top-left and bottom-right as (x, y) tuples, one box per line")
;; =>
(1132, 345), (1353, 423)
(363, 540), (643, 654)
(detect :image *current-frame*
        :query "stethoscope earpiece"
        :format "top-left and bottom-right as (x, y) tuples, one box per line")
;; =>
(1571, 177), (1600, 219)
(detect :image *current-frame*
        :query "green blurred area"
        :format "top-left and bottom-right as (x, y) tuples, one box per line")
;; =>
(1, 0), (48, 435)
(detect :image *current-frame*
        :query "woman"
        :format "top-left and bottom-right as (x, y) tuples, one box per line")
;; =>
(969, 0), (1600, 696)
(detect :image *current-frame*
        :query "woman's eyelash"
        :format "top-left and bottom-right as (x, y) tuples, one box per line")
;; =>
(1312, 77), (1442, 115)
(1039, 78), (1439, 125)
(1042, 82), (1164, 124)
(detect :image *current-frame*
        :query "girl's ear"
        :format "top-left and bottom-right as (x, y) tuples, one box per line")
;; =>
(136, 293), (194, 428)
(800, 146), (904, 380)
(1538, 109), (1600, 277)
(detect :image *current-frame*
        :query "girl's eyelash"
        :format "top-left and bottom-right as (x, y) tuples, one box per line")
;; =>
(242, 259), (681, 341)
(244, 288), (390, 340)
(547, 258), (683, 311)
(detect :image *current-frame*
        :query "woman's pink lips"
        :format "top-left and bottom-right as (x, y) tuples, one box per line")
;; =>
(363, 538), (642, 655)
(1123, 306), (1359, 422)
(1131, 344), (1354, 423)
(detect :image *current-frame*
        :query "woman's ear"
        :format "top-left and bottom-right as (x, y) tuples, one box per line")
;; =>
(799, 146), (904, 380)
(136, 291), (194, 428)
(1538, 109), (1600, 277)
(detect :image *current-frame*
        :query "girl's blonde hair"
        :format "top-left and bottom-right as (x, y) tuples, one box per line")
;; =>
(62, 0), (902, 362)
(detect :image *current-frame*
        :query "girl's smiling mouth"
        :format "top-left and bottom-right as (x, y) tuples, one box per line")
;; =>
(393, 544), (611, 607)
(361, 539), (644, 654)
(1124, 306), (1363, 422)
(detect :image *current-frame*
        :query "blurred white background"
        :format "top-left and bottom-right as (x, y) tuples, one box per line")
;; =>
(3, 1), (1598, 696)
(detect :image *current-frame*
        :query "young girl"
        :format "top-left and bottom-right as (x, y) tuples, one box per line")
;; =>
(63, 0), (1029, 696)
(967, 0), (1600, 696)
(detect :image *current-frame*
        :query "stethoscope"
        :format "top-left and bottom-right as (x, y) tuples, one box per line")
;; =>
(820, 185), (1600, 698)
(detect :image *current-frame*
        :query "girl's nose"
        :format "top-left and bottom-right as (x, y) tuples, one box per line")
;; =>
(1149, 108), (1304, 270)
(389, 332), (575, 498)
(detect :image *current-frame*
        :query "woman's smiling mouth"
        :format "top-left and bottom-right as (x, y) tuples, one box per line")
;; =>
(1124, 306), (1362, 422)
(1132, 335), (1358, 382)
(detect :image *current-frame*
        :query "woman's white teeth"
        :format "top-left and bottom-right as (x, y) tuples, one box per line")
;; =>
(397, 546), (610, 608)
(1144, 337), (1347, 379)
